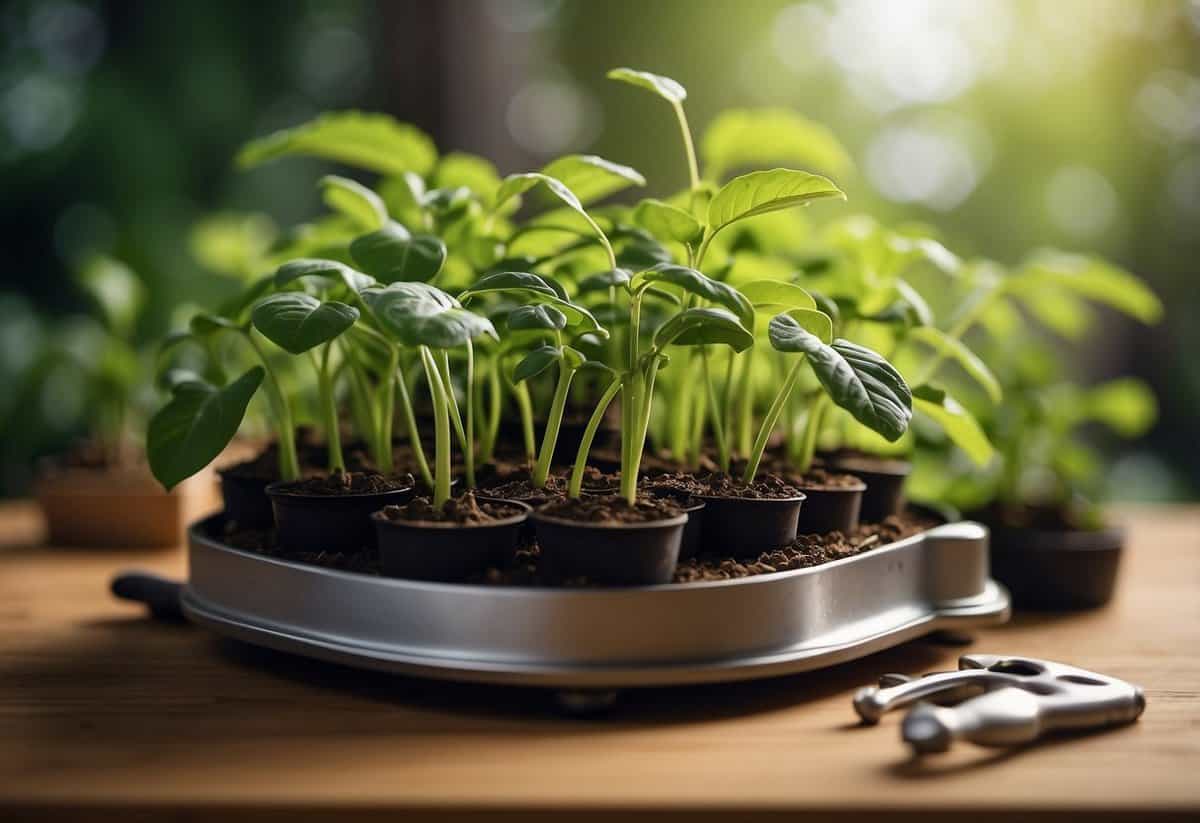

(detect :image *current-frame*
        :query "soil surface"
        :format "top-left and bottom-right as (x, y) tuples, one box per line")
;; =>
(271, 469), (414, 496)
(379, 492), (524, 525)
(645, 472), (801, 500)
(779, 467), (865, 490)
(478, 467), (617, 504)
(536, 494), (683, 524)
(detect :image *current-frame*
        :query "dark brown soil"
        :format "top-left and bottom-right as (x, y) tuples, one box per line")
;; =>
(536, 494), (683, 524)
(271, 469), (414, 496)
(379, 492), (524, 525)
(645, 472), (801, 500)
(479, 467), (617, 504)
(779, 467), (865, 490)
(673, 510), (939, 582)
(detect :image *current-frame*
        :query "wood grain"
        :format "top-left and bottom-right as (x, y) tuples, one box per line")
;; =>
(1, 501), (1197, 820)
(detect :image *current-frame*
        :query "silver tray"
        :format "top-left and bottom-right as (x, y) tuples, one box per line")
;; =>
(181, 514), (1010, 689)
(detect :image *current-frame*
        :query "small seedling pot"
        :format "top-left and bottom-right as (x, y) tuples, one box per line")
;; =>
(530, 509), (688, 585)
(217, 467), (276, 530)
(828, 457), (911, 522)
(266, 480), (414, 554)
(987, 523), (1126, 610)
(645, 488), (707, 559)
(373, 501), (531, 582)
(693, 492), (807, 558)
(794, 480), (866, 535)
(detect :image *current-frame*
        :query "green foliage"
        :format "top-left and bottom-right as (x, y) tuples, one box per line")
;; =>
(237, 111), (437, 177)
(541, 155), (646, 205)
(364, 282), (497, 349)
(701, 108), (854, 181)
(654, 307), (754, 350)
(319, 175), (388, 231)
(606, 67), (687, 103)
(707, 169), (844, 235)
(250, 293), (358, 355)
(912, 384), (994, 467)
(633, 198), (702, 245)
(350, 222), (447, 283)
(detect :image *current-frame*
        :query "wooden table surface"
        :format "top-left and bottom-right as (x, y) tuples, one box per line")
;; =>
(2, 501), (1197, 821)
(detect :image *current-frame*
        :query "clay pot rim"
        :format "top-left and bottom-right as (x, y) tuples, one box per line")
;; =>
(371, 500), (531, 530)
(265, 479), (415, 501)
(529, 508), (689, 531)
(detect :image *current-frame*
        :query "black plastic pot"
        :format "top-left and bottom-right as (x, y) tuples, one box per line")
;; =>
(693, 493), (807, 557)
(266, 480), (414, 553)
(794, 481), (866, 535)
(828, 457), (911, 523)
(530, 509), (688, 585)
(373, 501), (531, 582)
(218, 468), (276, 530)
(987, 523), (1126, 610)
(645, 488), (707, 560)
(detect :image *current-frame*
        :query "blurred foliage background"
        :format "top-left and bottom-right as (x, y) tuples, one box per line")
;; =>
(2, 0), (1197, 499)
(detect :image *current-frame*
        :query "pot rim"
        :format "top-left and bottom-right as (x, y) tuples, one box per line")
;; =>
(372, 499), (531, 530)
(828, 457), (911, 476)
(792, 480), (867, 493)
(265, 478), (415, 501)
(692, 491), (807, 505)
(988, 522), (1126, 551)
(529, 508), (689, 531)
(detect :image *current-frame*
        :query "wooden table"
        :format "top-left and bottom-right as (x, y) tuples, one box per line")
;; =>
(2, 502), (1197, 821)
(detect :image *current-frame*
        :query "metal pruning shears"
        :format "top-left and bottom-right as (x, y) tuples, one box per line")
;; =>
(853, 654), (1146, 753)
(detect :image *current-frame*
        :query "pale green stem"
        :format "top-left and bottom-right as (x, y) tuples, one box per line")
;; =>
(394, 361), (432, 489)
(532, 359), (576, 488)
(569, 377), (622, 498)
(672, 100), (701, 191)
(701, 347), (729, 472)
(687, 368), (709, 469)
(419, 347), (452, 508)
(245, 330), (300, 481)
(735, 348), (755, 456)
(341, 342), (379, 465)
(744, 359), (805, 483)
(512, 380), (537, 464)
(314, 345), (343, 473)
(376, 347), (400, 475)
(795, 393), (832, 474)
(668, 351), (695, 459)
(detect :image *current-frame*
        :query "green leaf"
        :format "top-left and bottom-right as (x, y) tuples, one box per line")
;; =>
(906, 326), (1002, 404)
(912, 384), (994, 467)
(363, 282), (497, 349)
(237, 111), (437, 176)
(507, 304), (567, 332)
(768, 314), (911, 441)
(1009, 251), (1163, 324)
(708, 169), (845, 234)
(460, 272), (601, 334)
(738, 279), (816, 311)
(634, 263), (755, 329)
(350, 221), (447, 283)
(653, 307), (754, 351)
(701, 108), (853, 181)
(189, 313), (243, 336)
(275, 258), (375, 293)
(433, 152), (502, 201)
(541, 154), (645, 206)
(188, 212), (277, 279)
(147, 367), (264, 490)
(1082, 378), (1157, 437)
(513, 344), (561, 383)
(766, 307), (833, 344)
(633, 198), (703, 245)
(319, 175), (387, 231)
(616, 238), (673, 270)
(576, 268), (633, 293)
(606, 67), (686, 103)
(76, 255), (145, 339)
(251, 293), (358, 355)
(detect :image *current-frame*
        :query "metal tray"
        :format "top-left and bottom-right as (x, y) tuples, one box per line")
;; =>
(181, 514), (1009, 689)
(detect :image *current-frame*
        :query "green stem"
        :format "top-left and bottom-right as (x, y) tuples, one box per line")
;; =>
(668, 351), (695, 460)
(795, 393), (831, 474)
(701, 347), (728, 472)
(439, 352), (470, 472)
(744, 360), (805, 483)
(569, 377), (622, 498)
(721, 348), (737, 462)
(914, 283), (1003, 386)
(376, 347), (400, 475)
(511, 380), (537, 465)
(687, 369), (709, 469)
(735, 349), (755, 456)
(314, 345), (343, 473)
(245, 330), (300, 481)
(395, 360), (432, 489)
(420, 347), (452, 508)
(480, 356), (502, 463)
(532, 359), (576, 488)
(341, 341), (379, 465)
(672, 100), (701, 191)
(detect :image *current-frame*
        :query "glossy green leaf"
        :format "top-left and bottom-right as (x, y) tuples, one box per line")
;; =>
(460, 272), (600, 334)
(766, 307), (833, 344)
(653, 307), (754, 351)
(739, 279), (816, 311)
(906, 326), (1002, 404)
(148, 367), (264, 491)
(576, 268), (633, 293)
(349, 221), (447, 283)
(251, 293), (358, 355)
(708, 169), (844, 235)
(634, 263), (755, 329)
(507, 304), (567, 332)
(237, 111), (437, 176)
(319, 175), (387, 231)
(606, 67), (686, 103)
(701, 108), (853, 181)
(541, 154), (646, 205)
(633, 198), (703, 245)
(275, 258), (375, 293)
(912, 384), (994, 466)
(1009, 251), (1163, 324)
(363, 282), (497, 349)
(513, 344), (561, 383)
(768, 313), (911, 441)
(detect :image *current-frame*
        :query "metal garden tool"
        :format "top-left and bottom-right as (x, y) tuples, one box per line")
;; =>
(853, 653), (1145, 753)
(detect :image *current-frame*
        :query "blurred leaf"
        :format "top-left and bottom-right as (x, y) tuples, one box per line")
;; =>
(189, 213), (277, 278)
(319, 175), (387, 231)
(237, 111), (437, 177)
(1009, 251), (1163, 324)
(654, 307), (753, 351)
(708, 169), (844, 234)
(1021, 286), (1095, 340)
(541, 154), (645, 205)
(75, 255), (144, 339)
(251, 293), (358, 355)
(350, 221), (446, 283)
(433, 152), (502, 201)
(1082, 378), (1158, 437)
(701, 108), (853, 180)
(912, 384), (994, 467)
(739, 280), (816, 311)
(148, 367), (264, 491)
(633, 198), (702, 245)
(907, 326), (1002, 404)
(606, 67), (687, 103)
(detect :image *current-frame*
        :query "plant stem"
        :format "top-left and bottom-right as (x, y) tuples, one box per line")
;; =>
(672, 100), (701, 192)
(913, 282), (1003, 386)
(735, 349), (755, 456)
(743, 359), (805, 483)
(479, 355), (502, 464)
(245, 330), (300, 481)
(668, 351), (695, 460)
(511, 379), (536, 465)
(532, 359), (576, 488)
(419, 347), (452, 508)
(394, 360), (432, 489)
(341, 341), (379, 465)
(687, 369), (709, 468)
(568, 377), (622, 498)
(376, 346), (400, 475)
(701, 347), (729, 472)
(438, 351), (471, 483)
(721, 348), (737, 462)
(795, 393), (831, 474)
(314, 345), (344, 473)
